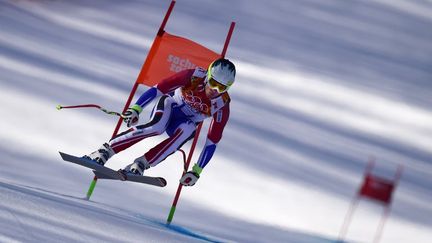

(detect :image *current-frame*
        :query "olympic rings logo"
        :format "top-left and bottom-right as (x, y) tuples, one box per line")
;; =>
(183, 91), (209, 113)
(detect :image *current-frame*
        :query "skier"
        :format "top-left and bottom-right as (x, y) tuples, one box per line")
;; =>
(84, 58), (236, 186)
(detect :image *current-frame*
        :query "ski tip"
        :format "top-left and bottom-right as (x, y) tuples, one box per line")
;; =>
(58, 151), (72, 160)
(56, 105), (63, 110)
(58, 151), (66, 159)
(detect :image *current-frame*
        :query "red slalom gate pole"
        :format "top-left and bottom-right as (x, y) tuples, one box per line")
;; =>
(166, 21), (236, 224)
(221, 22), (235, 58)
(166, 123), (202, 223)
(85, 0), (176, 200)
(85, 82), (140, 200)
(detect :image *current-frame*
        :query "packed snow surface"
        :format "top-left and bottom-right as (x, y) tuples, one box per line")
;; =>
(1, 0), (431, 242)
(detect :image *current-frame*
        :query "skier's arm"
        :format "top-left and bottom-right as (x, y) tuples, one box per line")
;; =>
(123, 69), (193, 127)
(180, 105), (230, 186)
(194, 104), (230, 174)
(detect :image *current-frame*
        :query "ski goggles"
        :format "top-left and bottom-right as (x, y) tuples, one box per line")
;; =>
(207, 78), (229, 93)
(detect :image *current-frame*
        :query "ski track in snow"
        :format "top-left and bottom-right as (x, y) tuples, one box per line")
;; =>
(0, 0), (432, 242)
(0, 181), (211, 242)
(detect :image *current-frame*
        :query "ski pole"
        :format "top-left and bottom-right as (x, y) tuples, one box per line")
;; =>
(56, 104), (126, 118)
(57, 103), (125, 200)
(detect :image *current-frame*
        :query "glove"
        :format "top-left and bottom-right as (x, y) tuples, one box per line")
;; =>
(180, 171), (200, 186)
(180, 164), (203, 186)
(123, 104), (142, 127)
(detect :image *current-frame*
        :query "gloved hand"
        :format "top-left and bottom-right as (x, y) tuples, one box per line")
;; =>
(123, 104), (142, 127)
(180, 171), (200, 186)
(180, 164), (203, 186)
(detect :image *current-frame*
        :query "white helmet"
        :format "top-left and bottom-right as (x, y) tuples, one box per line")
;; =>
(207, 58), (236, 88)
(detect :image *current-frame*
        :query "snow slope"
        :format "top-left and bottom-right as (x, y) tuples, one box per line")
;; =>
(1, 0), (431, 242)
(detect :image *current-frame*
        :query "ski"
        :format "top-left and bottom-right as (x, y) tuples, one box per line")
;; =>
(58, 152), (167, 187)
(92, 169), (167, 187)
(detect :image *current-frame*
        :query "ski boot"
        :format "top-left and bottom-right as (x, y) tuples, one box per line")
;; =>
(83, 143), (115, 166)
(118, 156), (150, 181)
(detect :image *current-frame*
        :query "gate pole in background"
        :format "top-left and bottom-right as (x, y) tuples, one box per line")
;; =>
(338, 158), (403, 243)
(372, 165), (403, 243)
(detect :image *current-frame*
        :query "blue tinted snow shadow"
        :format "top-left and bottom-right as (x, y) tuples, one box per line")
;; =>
(150, 220), (340, 243)
(147, 219), (222, 243)
(139, 216), (338, 243)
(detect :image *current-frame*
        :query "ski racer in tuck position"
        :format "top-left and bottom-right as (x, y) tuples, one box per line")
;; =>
(84, 58), (236, 186)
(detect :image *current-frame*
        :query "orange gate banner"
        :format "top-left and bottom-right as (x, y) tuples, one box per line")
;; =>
(137, 32), (220, 86)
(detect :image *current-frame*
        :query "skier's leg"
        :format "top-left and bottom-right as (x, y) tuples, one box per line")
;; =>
(84, 95), (173, 164)
(109, 95), (174, 153)
(126, 121), (196, 175)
